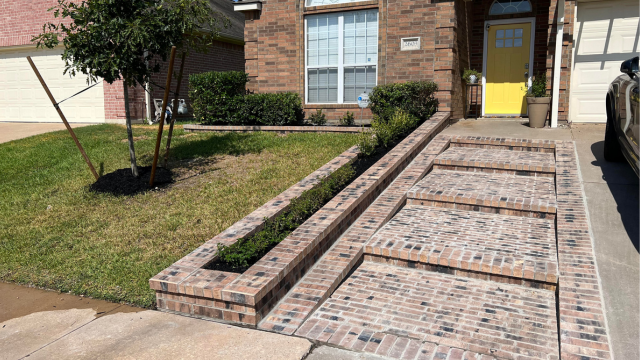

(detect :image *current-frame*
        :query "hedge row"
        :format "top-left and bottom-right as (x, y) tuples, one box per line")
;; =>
(189, 71), (304, 125)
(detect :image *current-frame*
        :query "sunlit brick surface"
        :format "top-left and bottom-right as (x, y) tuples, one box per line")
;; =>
(364, 206), (558, 285)
(297, 262), (559, 360)
(407, 170), (557, 219)
(434, 147), (555, 176)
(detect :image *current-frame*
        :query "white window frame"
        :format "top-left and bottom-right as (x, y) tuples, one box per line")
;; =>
(304, 11), (378, 105)
(306, 0), (370, 8)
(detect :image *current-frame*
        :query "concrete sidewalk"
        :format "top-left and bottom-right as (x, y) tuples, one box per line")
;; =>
(0, 283), (312, 360)
(0, 122), (93, 144)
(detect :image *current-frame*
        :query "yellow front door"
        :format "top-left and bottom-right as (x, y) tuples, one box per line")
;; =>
(485, 23), (531, 115)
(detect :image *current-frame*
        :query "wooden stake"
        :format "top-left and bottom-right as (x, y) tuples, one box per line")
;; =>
(163, 51), (187, 167)
(150, 46), (177, 187)
(27, 56), (99, 181)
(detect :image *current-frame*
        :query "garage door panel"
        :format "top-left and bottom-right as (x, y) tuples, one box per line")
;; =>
(570, 0), (639, 123)
(0, 48), (105, 123)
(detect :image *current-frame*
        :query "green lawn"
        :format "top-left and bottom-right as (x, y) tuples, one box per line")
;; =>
(0, 124), (357, 308)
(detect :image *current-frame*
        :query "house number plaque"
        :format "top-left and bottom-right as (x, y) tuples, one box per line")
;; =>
(401, 37), (420, 51)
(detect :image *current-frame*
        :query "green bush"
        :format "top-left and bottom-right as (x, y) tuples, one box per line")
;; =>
(189, 71), (304, 125)
(527, 72), (549, 97)
(339, 111), (355, 126)
(215, 164), (356, 270)
(308, 109), (327, 125)
(371, 109), (419, 148)
(189, 71), (248, 124)
(355, 129), (377, 156)
(241, 92), (304, 125)
(368, 81), (438, 122)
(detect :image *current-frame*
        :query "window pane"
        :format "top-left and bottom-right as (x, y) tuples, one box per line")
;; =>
(344, 9), (378, 65)
(308, 68), (338, 103)
(489, 0), (532, 15)
(496, 30), (504, 39)
(515, 28), (523, 38)
(505, 29), (513, 38)
(505, 39), (513, 47)
(514, 38), (523, 47)
(343, 66), (376, 102)
(307, 14), (339, 66)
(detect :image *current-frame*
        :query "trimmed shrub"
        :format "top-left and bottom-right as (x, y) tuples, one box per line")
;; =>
(339, 111), (355, 126)
(371, 109), (419, 148)
(308, 109), (327, 125)
(241, 92), (304, 125)
(368, 81), (438, 122)
(215, 164), (356, 270)
(189, 71), (248, 124)
(355, 129), (377, 156)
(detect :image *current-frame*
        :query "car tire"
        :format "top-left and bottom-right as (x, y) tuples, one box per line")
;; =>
(604, 101), (624, 162)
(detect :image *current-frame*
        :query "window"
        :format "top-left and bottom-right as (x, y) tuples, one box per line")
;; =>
(496, 28), (523, 48)
(307, 0), (369, 7)
(489, 0), (532, 15)
(306, 10), (378, 104)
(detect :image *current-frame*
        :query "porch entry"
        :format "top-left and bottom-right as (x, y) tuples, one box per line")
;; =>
(485, 22), (531, 115)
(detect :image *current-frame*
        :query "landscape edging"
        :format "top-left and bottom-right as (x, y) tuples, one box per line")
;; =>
(184, 124), (364, 133)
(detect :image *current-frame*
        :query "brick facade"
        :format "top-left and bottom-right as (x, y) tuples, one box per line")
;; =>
(240, 0), (574, 123)
(1, 1), (245, 124)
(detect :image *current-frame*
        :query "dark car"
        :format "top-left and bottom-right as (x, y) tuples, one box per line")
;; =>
(605, 56), (639, 176)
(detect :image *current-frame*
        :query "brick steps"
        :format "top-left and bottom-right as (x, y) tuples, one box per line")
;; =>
(407, 169), (557, 219)
(433, 147), (555, 177)
(297, 262), (559, 360)
(364, 205), (558, 289)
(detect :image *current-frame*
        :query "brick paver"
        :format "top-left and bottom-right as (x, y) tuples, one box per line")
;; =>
(297, 262), (559, 360)
(434, 147), (555, 177)
(407, 170), (557, 219)
(364, 205), (558, 286)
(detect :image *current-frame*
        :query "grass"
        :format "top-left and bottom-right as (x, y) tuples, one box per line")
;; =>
(0, 124), (357, 308)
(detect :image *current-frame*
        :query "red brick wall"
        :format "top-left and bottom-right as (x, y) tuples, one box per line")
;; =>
(0, 0), (65, 47)
(243, 0), (468, 123)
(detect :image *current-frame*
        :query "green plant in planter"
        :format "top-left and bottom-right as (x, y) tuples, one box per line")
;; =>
(355, 129), (377, 156)
(463, 69), (482, 84)
(339, 111), (355, 126)
(525, 72), (549, 97)
(309, 109), (327, 125)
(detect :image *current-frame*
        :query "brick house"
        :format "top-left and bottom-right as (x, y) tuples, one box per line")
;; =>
(233, 0), (639, 126)
(0, 0), (245, 124)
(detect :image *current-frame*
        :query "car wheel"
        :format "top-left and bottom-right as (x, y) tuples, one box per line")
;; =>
(604, 101), (623, 162)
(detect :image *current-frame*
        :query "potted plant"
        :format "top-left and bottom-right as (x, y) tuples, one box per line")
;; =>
(463, 69), (481, 84)
(525, 73), (551, 128)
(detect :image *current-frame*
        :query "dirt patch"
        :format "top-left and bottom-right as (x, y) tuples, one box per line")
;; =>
(90, 166), (173, 196)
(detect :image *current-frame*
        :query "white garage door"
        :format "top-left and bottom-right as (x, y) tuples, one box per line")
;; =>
(0, 47), (105, 123)
(570, 0), (639, 123)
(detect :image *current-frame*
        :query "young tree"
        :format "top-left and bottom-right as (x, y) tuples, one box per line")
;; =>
(33, 0), (229, 177)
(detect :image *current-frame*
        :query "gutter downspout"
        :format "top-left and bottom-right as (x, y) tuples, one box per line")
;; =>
(551, 0), (565, 128)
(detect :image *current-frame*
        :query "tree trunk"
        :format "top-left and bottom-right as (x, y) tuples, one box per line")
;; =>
(123, 81), (139, 177)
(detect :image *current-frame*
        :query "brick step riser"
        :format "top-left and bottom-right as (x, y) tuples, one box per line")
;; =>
(406, 198), (557, 220)
(432, 164), (555, 178)
(364, 254), (557, 291)
(450, 142), (556, 153)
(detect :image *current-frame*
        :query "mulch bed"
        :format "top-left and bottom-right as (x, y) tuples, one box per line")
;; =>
(90, 166), (173, 196)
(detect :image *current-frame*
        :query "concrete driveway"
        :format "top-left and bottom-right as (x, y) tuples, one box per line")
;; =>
(443, 119), (639, 360)
(0, 122), (92, 144)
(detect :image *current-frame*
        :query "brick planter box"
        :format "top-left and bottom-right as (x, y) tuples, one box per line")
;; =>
(184, 124), (364, 134)
(150, 112), (450, 326)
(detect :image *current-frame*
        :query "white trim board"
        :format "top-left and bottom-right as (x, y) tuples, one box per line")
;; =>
(482, 17), (536, 117)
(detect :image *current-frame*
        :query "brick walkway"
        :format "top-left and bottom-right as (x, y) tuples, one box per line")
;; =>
(291, 137), (612, 360)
